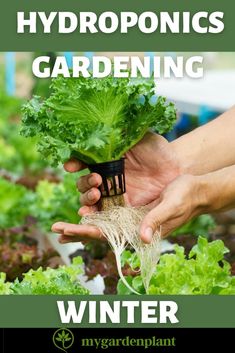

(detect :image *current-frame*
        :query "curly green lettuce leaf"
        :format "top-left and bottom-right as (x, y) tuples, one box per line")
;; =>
(0, 177), (34, 228)
(0, 133), (49, 176)
(118, 237), (235, 295)
(21, 76), (176, 165)
(0, 273), (11, 294)
(0, 93), (23, 133)
(0, 93), (49, 176)
(30, 173), (81, 230)
(0, 257), (89, 295)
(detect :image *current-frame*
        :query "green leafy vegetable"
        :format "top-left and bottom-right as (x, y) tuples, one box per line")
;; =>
(0, 93), (23, 131)
(0, 273), (11, 294)
(0, 93), (49, 176)
(0, 219), (59, 282)
(30, 173), (81, 230)
(0, 257), (89, 295)
(0, 177), (34, 228)
(0, 172), (81, 231)
(172, 214), (216, 237)
(21, 76), (176, 165)
(0, 133), (49, 176)
(117, 237), (235, 295)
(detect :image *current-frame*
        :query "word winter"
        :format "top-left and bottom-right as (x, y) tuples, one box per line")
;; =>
(57, 300), (179, 324)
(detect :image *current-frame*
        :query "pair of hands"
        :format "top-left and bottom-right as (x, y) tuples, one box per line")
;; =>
(52, 133), (204, 244)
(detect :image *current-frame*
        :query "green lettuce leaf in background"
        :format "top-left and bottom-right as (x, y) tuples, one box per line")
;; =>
(30, 173), (81, 230)
(117, 237), (235, 295)
(0, 177), (34, 228)
(171, 214), (216, 237)
(0, 257), (89, 295)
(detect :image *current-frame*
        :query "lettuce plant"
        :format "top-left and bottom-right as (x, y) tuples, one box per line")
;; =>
(30, 173), (81, 230)
(172, 214), (216, 237)
(0, 257), (89, 295)
(0, 177), (33, 228)
(117, 237), (235, 295)
(21, 76), (176, 165)
(21, 75), (176, 293)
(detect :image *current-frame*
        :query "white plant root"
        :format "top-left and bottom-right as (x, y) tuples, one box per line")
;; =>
(80, 206), (161, 294)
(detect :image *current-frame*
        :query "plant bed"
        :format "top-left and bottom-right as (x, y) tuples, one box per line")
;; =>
(168, 214), (235, 275)
(69, 235), (235, 296)
(0, 219), (61, 282)
(15, 171), (60, 190)
(0, 257), (89, 295)
(0, 175), (81, 281)
(71, 241), (118, 294)
(70, 215), (217, 294)
(117, 237), (235, 295)
(19, 74), (235, 295)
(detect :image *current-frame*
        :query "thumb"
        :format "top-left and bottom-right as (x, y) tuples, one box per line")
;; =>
(140, 203), (174, 244)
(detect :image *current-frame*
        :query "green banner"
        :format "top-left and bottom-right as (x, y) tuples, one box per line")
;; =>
(0, 0), (234, 51)
(0, 296), (235, 328)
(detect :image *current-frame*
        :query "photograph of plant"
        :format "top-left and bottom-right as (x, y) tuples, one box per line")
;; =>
(1, 52), (235, 295)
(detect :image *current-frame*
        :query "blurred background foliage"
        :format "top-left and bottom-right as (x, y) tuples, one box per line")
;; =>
(0, 52), (235, 293)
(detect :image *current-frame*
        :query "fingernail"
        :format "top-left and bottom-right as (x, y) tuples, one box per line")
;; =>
(51, 225), (62, 232)
(88, 176), (96, 186)
(64, 230), (73, 236)
(144, 227), (153, 243)
(87, 190), (95, 201)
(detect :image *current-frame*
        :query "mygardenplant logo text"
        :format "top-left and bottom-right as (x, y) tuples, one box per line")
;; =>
(52, 329), (176, 351)
(81, 336), (176, 350)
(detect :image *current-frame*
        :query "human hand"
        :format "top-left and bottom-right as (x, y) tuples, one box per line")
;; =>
(52, 132), (181, 243)
(140, 174), (207, 242)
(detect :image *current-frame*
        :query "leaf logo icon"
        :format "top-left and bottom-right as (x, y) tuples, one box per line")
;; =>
(53, 328), (74, 353)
